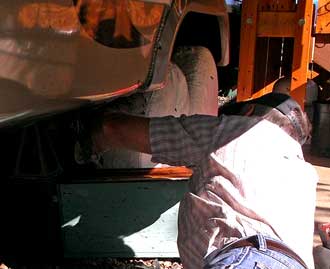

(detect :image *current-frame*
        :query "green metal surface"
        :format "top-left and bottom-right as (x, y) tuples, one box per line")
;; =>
(60, 180), (188, 258)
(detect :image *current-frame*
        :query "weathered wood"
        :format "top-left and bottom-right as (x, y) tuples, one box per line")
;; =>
(258, 0), (296, 11)
(257, 11), (296, 37)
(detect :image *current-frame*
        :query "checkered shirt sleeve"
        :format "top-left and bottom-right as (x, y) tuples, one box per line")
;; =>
(149, 114), (260, 167)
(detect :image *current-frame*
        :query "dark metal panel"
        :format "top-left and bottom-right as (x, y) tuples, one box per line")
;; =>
(1, 181), (62, 263)
(60, 180), (188, 258)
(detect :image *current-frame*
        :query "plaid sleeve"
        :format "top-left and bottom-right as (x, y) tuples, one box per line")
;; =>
(149, 114), (261, 166)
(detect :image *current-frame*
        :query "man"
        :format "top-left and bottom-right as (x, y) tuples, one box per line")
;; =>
(84, 92), (318, 269)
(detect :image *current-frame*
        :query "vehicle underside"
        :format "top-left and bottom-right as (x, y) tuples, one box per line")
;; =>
(0, 0), (237, 266)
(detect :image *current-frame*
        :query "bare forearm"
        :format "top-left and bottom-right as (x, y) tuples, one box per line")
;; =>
(93, 113), (151, 154)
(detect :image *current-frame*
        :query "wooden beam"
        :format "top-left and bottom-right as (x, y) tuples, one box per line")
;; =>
(258, 0), (296, 11)
(257, 11), (296, 37)
(237, 0), (259, 101)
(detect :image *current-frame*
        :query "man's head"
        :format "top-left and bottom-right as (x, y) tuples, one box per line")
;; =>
(262, 103), (311, 145)
(219, 93), (311, 145)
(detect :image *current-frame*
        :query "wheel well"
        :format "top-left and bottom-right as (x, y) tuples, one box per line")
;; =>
(173, 12), (222, 63)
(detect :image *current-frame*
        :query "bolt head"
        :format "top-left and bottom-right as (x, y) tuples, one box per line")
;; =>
(246, 18), (253, 24)
(298, 18), (306, 26)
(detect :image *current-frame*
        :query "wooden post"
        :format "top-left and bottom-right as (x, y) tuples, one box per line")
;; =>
(291, 0), (313, 108)
(237, 0), (259, 100)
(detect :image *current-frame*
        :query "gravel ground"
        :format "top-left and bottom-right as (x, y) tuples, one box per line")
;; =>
(59, 258), (183, 269)
(1, 258), (183, 269)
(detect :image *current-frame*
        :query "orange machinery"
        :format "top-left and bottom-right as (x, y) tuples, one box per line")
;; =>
(237, 0), (315, 108)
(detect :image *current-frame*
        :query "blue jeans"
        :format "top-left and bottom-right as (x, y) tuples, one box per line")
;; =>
(203, 234), (306, 269)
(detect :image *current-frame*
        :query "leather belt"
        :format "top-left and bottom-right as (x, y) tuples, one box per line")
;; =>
(225, 237), (308, 268)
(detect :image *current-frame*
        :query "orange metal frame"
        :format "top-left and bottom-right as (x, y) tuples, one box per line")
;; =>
(237, 0), (314, 108)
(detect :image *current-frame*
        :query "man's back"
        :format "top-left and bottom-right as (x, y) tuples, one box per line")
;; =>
(150, 116), (318, 269)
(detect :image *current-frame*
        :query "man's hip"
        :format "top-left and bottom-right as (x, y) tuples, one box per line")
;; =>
(203, 234), (308, 269)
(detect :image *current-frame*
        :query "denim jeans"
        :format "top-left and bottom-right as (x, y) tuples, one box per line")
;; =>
(203, 234), (306, 269)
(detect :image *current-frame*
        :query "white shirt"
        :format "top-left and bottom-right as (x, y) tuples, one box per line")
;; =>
(150, 114), (318, 269)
